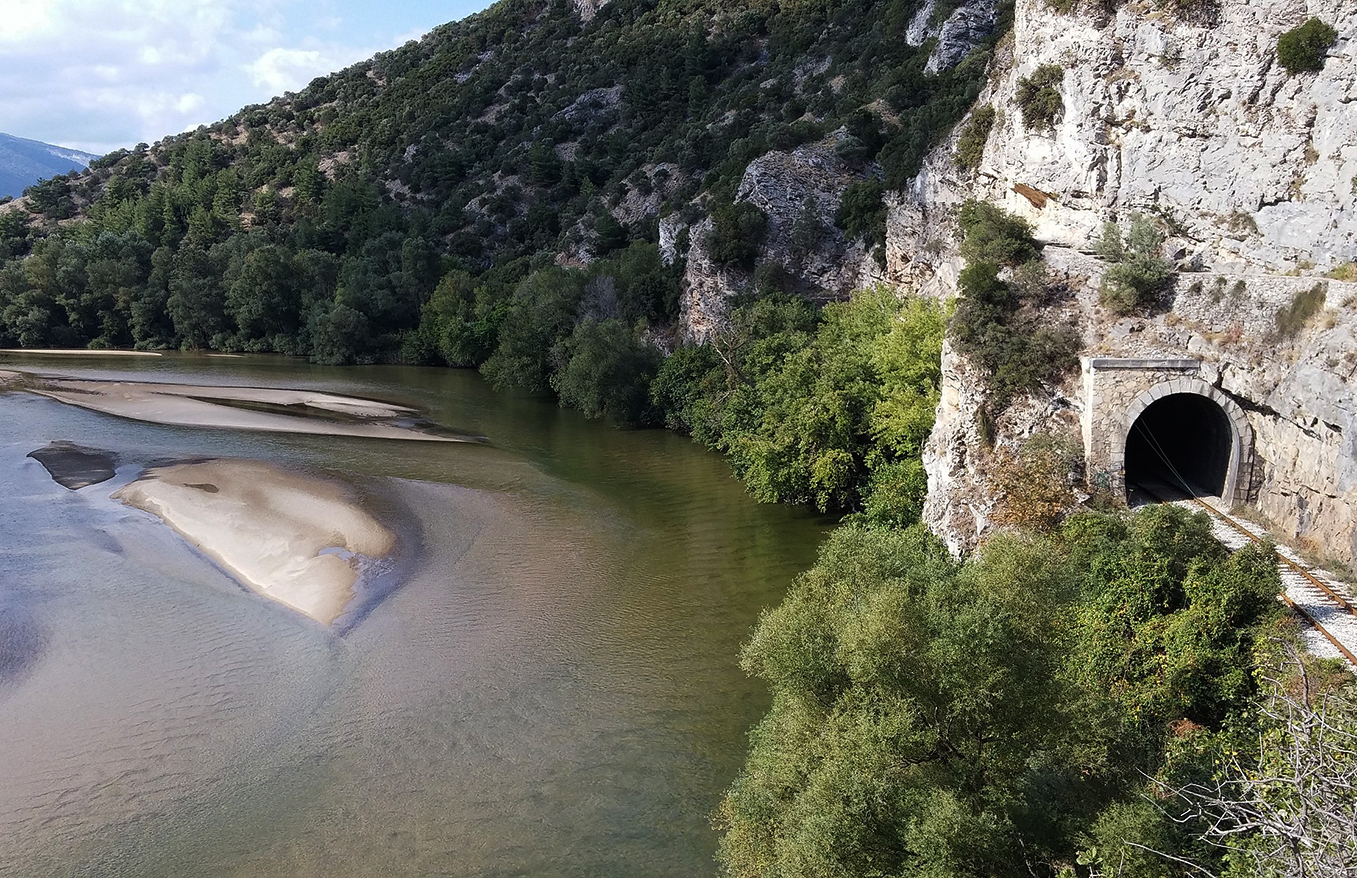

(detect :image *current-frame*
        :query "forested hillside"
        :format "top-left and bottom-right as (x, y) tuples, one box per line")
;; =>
(0, 0), (997, 361)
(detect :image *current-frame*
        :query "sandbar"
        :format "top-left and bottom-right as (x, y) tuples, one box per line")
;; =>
(114, 460), (395, 625)
(28, 442), (118, 490)
(24, 376), (469, 442)
(0, 348), (162, 357)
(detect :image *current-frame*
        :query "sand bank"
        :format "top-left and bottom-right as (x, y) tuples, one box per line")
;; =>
(25, 377), (469, 442)
(0, 348), (162, 357)
(27, 442), (118, 490)
(114, 460), (395, 625)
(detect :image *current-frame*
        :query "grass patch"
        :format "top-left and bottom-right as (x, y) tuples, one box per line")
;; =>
(1273, 283), (1327, 339)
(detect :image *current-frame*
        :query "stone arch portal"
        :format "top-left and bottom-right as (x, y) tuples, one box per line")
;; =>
(1082, 359), (1254, 507)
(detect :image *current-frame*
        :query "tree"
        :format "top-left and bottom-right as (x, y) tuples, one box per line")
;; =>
(707, 200), (768, 271)
(551, 318), (661, 425)
(721, 286), (944, 514)
(717, 524), (1070, 878)
(1162, 647), (1357, 878)
(226, 245), (300, 344)
(481, 267), (584, 392)
(1096, 214), (1174, 314)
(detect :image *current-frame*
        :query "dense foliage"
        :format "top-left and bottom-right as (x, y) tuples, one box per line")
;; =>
(717, 504), (1285, 878)
(949, 200), (1080, 407)
(657, 286), (947, 519)
(1276, 18), (1337, 74)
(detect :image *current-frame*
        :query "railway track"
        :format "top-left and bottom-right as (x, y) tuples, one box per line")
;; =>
(1130, 480), (1357, 668)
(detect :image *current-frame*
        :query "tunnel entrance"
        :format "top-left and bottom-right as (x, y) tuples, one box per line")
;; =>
(1124, 393), (1233, 498)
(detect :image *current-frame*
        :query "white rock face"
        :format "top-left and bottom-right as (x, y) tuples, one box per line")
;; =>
(905, 0), (1357, 560)
(572, 0), (610, 22)
(910, 0), (1357, 272)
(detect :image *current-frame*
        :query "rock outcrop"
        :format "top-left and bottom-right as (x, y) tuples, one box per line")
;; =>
(572, 0), (610, 22)
(900, 0), (1357, 561)
(925, 0), (1001, 74)
(677, 134), (883, 342)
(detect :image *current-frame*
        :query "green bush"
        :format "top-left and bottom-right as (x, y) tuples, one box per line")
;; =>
(957, 200), (1041, 266)
(1095, 215), (1174, 314)
(720, 287), (945, 513)
(706, 200), (768, 271)
(835, 179), (886, 250)
(1276, 18), (1337, 74)
(1015, 64), (1065, 131)
(551, 318), (661, 426)
(717, 505), (1282, 878)
(950, 205), (1079, 407)
(954, 105), (997, 173)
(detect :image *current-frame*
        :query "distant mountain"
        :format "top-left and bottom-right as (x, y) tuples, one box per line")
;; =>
(0, 133), (97, 199)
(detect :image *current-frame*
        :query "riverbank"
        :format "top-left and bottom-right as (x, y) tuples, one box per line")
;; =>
(114, 459), (396, 625)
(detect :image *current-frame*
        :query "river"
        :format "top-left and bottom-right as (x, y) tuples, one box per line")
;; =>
(0, 352), (829, 877)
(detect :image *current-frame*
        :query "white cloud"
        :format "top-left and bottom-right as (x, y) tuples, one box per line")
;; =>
(247, 45), (367, 95)
(0, 1), (56, 43)
(0, 0), (463, 155)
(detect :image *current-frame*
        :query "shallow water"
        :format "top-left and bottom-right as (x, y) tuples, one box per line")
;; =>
(0, 353), (829, 877)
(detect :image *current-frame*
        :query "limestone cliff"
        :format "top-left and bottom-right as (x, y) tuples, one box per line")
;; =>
(894, 0), (1357, 560)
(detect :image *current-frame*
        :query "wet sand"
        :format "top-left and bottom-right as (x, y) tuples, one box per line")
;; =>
(114, 460), (396, 625)
(23, 376), (470, 442)
(27, 442), (118, 490)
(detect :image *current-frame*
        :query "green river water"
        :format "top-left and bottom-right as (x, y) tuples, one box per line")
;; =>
(0, 353), (830, 877)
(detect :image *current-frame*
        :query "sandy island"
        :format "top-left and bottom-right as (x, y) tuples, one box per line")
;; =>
(115, 460), (395, 625)
(20, 376), (471, 442)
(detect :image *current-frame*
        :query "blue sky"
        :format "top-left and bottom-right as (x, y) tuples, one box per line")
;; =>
(0, 0), (496, 156)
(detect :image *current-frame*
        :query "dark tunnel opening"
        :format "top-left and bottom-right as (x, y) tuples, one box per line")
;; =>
(1125, 393), (1233, 499)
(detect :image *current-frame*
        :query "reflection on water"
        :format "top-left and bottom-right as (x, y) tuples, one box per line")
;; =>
(0, 353), (829, 877)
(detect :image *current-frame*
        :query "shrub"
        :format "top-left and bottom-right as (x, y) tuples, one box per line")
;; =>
(1276, 18), (1337, 74)
(957, 200), (1041, 266)
(835, 180), (886, 248)
(954, 105), (997, 173)
(992, 432), (1084, 531)
(951, 260), (1080, 407)
(1015, 64), (1065, 131)
(1096, 214), (1174, 314)
(951, 204), (1080, 408)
